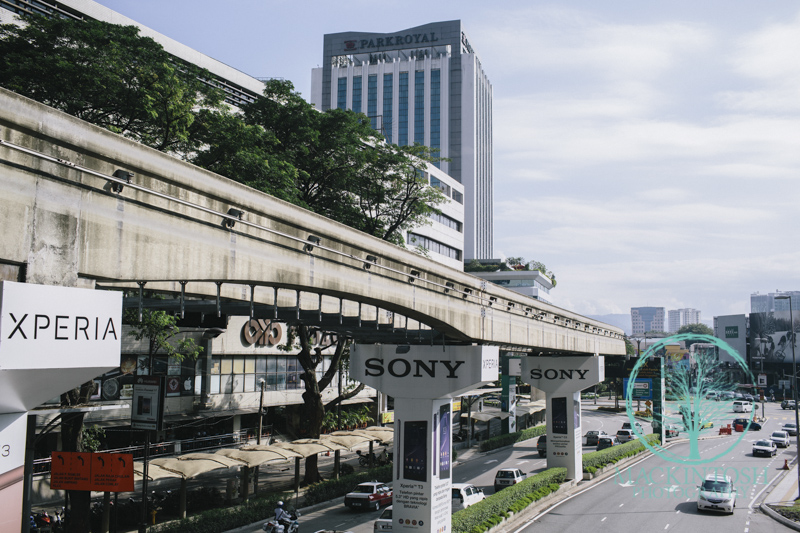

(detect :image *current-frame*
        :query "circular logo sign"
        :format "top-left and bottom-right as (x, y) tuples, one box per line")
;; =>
(627, 334), (756, 465)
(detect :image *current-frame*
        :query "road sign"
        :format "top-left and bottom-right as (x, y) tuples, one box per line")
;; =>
(50, 452), (92, 491)
(91, 453), (134, 492)
(51, 452), (134, 492)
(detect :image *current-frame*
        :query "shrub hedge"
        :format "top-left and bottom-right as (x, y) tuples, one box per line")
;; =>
(477, 424), (546, 452)
(151, 492), (289, 533)
(582, 434), (659, 473)
(451, 467), (566, 533)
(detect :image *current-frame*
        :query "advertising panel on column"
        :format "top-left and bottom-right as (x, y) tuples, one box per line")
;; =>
(353, 345), (499, 532)
(521, 356), (604, 479)
(0, 281), (121, 531)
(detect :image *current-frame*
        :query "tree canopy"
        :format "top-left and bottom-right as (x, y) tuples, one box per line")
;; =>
(0, 16), (223, 151)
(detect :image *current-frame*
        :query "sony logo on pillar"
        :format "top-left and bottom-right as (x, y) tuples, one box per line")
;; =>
(530, 368), (591, 381)
(6, 313), (118, 341)
(364, 358), (465, 379)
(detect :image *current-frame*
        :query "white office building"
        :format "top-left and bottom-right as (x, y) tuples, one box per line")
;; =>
(631, 307), (665, 335)
(311, 20), (493, 261)
(668, 308), (702, 332)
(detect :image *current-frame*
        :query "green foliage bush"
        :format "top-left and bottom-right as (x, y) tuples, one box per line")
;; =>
(151, 493), (288, 533)
(451, 468), (566, 533)
(582, 434), (659, 473)
(478, 425), (546, 452)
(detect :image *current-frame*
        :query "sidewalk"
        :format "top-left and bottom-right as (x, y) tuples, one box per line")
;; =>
(765, 464), (799, 505)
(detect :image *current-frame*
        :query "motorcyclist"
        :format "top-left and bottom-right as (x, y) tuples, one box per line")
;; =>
(274, 500), (292, 530)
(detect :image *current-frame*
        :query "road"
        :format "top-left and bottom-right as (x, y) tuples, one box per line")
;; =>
(239, 406), (639, 533)
(516, 401), (796, 533)
(236, 402), (797, 533)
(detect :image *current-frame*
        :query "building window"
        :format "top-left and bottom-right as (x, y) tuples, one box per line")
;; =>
(383, 73), (393, 143)
(429, 212), (462, 232)
(430, 69), (440, 165)
(452, 190), (463, 204)
(399, 72), (409, 146)
(352, 76), (362, 113)
(209, 355), (306, 394)
(368, 74), (378, 129)
(337, 77), (347, 110)
(407, 232), (462, 261)
(414, 70), (425, 145)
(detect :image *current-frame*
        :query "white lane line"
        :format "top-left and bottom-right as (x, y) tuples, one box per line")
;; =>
(664, 524), (669, 530)
(601, 517), (607, 522)
(485, 459), (498, 464)
(619, 503), (624, 507)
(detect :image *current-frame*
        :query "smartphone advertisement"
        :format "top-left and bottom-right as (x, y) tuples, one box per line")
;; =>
(403, 420), (428, 482)
(552, 396), (568, 434)
(438, 404), (450, 479)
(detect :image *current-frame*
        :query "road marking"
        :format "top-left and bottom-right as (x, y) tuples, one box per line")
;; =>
(664, 524), (669, 529)
(516, 460), (529, 465)
(619, 503), (624, 507)
(601, 517), (607, 522)
(485, 460), (498, 464)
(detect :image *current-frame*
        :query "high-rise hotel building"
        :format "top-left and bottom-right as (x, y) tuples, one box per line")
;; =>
(311, 20), (493, 261)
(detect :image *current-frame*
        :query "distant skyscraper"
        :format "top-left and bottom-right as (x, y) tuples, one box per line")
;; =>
(631, 307), (665, 335)
(751, 291), (800, 314)
(311, 20), (493, 260)
(668, 308), (702, 332)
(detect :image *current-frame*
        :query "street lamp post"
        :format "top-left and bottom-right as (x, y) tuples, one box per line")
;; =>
(255, 378), (265, 494)
(776, 294), (799, 497)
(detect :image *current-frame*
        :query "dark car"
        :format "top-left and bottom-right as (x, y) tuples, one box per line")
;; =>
(733, 418), (762, 431)
(537, 435), (547, 457)
(597, 436), (620, 451)
(583, 430), (608, 446)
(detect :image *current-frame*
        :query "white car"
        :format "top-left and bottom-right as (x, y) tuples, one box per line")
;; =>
(616, 429), (638, 443)
(752, 439), (777, 457)
(697, 474), (737, 514)
(373, 505), (392, 532)
(771, 430), (791, 448)
(452, 483), (485, 511)
(782, 423), (798, 436)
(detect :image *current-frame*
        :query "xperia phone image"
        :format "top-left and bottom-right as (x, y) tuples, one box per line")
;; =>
(403, 420), (428, 482)
(552, 397), (568, 434)
(438, 404), (451, 479)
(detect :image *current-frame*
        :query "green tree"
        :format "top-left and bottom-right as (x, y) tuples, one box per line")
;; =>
(676, 323), (714, 349)
(0, 15), (222, 151)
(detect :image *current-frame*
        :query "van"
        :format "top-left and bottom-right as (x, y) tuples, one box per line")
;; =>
(733, 400), (751, 413)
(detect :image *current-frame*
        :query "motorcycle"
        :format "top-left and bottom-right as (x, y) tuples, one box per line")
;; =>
(263, 510), (300, 533)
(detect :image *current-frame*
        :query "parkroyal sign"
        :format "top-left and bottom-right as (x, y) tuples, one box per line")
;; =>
(351, 345), (499, 399)
(522, 356), (604, 393)
(0, 281), (121, 369)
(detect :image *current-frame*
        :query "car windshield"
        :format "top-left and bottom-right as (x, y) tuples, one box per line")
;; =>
(496, 471), (516, 478)
(354, 485), (376, 493)
(773, 432), (788, 438)
(785, 424), (797, 429)
(755, 440), (772, 446)
(701, 480), (732, 493)
(379, 508), (392, 519)
(587, 431), (598, 436)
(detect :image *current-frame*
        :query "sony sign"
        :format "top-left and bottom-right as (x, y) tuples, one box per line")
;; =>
(522, 356), (604, 394)
(352, 345), (498, 400)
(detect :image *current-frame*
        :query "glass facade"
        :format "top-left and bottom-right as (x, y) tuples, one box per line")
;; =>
(383, 73), (393, 143)
(399, 72), (409, 146)
(209, 354), (330, 394)
(352, 76), (362, 113)
(337, 77), (347, 110)
(414, 70), (425, 145)
(368, 74), (378, 129)
(430, 69), (440, 165)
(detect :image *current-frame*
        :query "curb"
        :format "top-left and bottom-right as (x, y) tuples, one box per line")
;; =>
(760, 502), (800, 532)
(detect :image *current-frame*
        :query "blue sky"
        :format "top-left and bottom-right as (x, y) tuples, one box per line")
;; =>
(98, 1), (800, 322)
